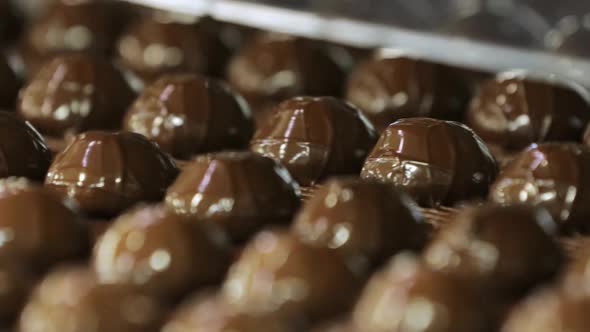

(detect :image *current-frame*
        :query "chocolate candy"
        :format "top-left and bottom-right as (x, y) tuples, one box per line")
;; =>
(466, 71), (590, 153)
(292, 177), (428, 273)
(424, 204), (563, 296)
(361, 117), (497, 207)
(45, 131), (178, 218)
(0, 112), (51, 180)
(18, 54), (134, 138)
(123, 73), (253, 159)
(489, 143), (590, 232)
(19, 266), (163, 332)
(227, 33), (344, 126)
(346, 55), (469, 132)
(0, 56), (19, 109)
(0, 177), (88, 269)
(222, 229), (362, 322)
(352, 253), (491, 332)
(93, 204), (229, 302)
(250, 97), (377, 187)
(161, 292), (297, 332)
(165, 152), (300, 242)
(117, 15), (229, 83)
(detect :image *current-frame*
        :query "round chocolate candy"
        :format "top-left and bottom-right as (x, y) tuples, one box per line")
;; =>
(0, 177), (88, 269)
(0, 56), (19, 109)
(222, 229), (362, 322)
(346, 54), (470, 132)
(19, 265), (164, 332)
(424, 204), (563, 296)
(117, 15), (229, 83)
(20, 1), (120, 74)
(123, 73), (254, 159)
(466, 71), (590, 153)
(165, 151), (300, 242)
(45, 131), (179, 218)
(489, 143), (590, 232)
(161, 292), (297, 332)
(250, 96), (377, 187)
(93, 204), (230, 302)
(0, 111), (52, 180)
(227, 33), (344, 126)
(352, 253), (492, 332)
(18, 54), (134, 138)
(361, 117), (498, 207)
(292, 177), (428, 273)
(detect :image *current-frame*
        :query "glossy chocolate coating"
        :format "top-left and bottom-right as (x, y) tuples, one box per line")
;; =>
(0, 56), (19, 109)
(346, 55), (470, 132)
(0, 177), (88, 268)
(93, 205), (229, 301)
(117, 15), (229, 82)
(489, 143), (590, 232)
(227, 33), (344, 125)
(466, 72), (590, 152)
(18, 54), (134, 137)
(222, 229), (362, 322)
(0, 112), (52, 180)
(424, 204), (563, 295)
(361, 117), (498, 207)
(19, 266), (163, 332)
(123, 74), (253, 159)
(165, 152), (300, 242)
(161, 293), (297, 332)
(352, 254), (491, 332)
(292, 177), (428, 273)
(250, 97), (377, 187)
(45, 131), (179, 218)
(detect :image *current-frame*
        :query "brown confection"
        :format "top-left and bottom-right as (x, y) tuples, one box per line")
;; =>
(346, 55), (470, 132)
(19, 266), (163, 332)
(0, 177), (88, 269)
(227, 33), (344, 126)
(123, 73), (254, 159)
(466, 72), (590, 153)
(352, 253), (492, 332)
(92, 205), (230, 302)
(0, 263), (35, 323)
(250, 96), (377, 187)
(500, 288), (590, 332)
(0, 56), (19, 109)
(18, 54), (134, 138)
(20, 1), (120, 74)
(424, 204), (563, 296)
(0, 112), (52, 180)
(222, 229), (362, 322)
(292, 177), (428, 274)
(361, 117), (498, 207)
(116, 15), (229, 83)
(165, 152), (300, 242)
(161, 292), (297, 332)
(489, 143), (590, 232)
(45, 131), (179, 218)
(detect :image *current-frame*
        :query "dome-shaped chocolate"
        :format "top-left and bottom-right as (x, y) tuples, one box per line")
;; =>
(93, 204), (230, 302)
(45, 131), (178, 218)
(227, 33), (344, 126)
(361, 117), (497, 207)
(0, 56), (19, 109)
(250, 96), (377, 187)
(466, 72), (590, 153)
(123, 74), (253, 159)
(346, 55), (469, 132)
(117, 15), (229, 83)
(18, 54), (134, 138)
(489, 143), (590, 232)
(292, 177), (428, 273)
(424, 204), (563, 296)
(165, 152), (299, 242)
(19, 266), (164, 332)
(222, 229), (362, 322)
(0, 112), (51, 180)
